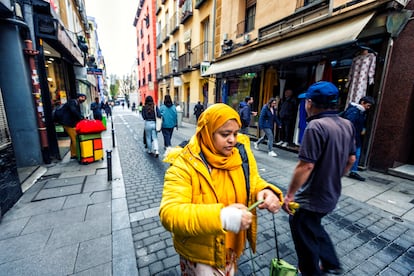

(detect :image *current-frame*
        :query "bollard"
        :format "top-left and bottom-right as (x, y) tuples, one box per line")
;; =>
(111, 115), (116, 148)
(106, 150), (112, 181)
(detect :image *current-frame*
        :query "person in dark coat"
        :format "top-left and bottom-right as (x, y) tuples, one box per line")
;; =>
(278, 89), (297, 148)
(90, 97), (102, 120)
(238, 96), (257, 134)
(193, 101), (205, 121)
(342, 96), (375, 181)
(61, 93), (86, 159)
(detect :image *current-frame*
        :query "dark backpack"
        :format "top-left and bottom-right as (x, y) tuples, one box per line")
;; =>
(53, 103), (67, 124)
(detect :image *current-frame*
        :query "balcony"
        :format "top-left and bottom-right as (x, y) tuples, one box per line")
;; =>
(162, 63), (170, 79)
(180, 0), (193, 24)
(161, 25), (169, 43)
(190, 41), (212, 68)
(169, 60), (179, 76)
(178, 51), (192, 73)
(236, 15), (255, 37)
(156, 34), (162, 48)
(170, 12), (179, 34)
(156, 67), (164, 80)
(258, 0), (329, 41)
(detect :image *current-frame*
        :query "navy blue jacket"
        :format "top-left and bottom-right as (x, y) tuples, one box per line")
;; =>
(258, 104), (277, 130)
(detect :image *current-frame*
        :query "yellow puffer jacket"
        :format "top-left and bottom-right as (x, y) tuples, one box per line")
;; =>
(159, 134), (283, 269)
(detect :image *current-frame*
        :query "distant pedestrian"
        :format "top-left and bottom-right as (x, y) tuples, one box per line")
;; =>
(277, 89), (297, 148)
(283, 81), (356, 276)
(193, 101), (204, 121)
(238, 96), (257, 134)
(254, 98), (279, 157)
(90, 97), (102, 120)
(342, 96), (375, 181)
(160, 95), (177, 149)
(142, 96), (161, 158)
(61, 93), (87, 159)
(103, 101), (112, 118)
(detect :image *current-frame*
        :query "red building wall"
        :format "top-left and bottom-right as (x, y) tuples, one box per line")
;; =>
(135, 0), (159, 104)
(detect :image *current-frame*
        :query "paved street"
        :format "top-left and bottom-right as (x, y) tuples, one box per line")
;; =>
(114, 107), (414, 276)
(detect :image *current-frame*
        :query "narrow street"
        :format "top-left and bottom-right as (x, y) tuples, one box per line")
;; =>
(113, 107), (414, 276)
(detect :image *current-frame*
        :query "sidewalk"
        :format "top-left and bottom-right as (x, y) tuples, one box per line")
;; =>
(0, 126), (138, 275)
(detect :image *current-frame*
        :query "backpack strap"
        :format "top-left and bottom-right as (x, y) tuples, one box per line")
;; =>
(235, 142), (250, 204)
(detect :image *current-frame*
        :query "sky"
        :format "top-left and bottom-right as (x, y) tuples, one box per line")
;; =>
(85, 0), (138, 77)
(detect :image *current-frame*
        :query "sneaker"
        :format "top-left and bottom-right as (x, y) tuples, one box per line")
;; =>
(349, 172), (365, 181)
(253, 142), (259, 150)
(154, 151), (159, 158)
(281, 142), (288, 147)
(276, 141), (284, 146)
(268, 151), (278, 157)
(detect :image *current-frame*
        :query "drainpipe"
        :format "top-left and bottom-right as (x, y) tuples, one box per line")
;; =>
(23, 40), (51, 163)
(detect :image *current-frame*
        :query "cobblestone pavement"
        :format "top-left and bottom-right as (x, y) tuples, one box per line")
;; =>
(114, 108), (414, 276)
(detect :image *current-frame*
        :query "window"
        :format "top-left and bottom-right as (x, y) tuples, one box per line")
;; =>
(245, 1), (256, 33)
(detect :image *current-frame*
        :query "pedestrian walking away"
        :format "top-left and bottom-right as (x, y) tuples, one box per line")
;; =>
(341, 96), (375, 182)
(90, 97), (102, 120)
(160, 94), (177, 149)
(103, 101), (112, 118)
(238, 96), (257, 135)
(254, 97), (279, 157)
(194, 101), (205, 122)
(283, 81), (356, 276)
(141, 95), (161, 158)
(60, 93), (87, 159)
(160, 103), (283, 276)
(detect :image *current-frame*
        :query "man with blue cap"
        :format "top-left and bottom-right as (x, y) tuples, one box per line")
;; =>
(283, 81), (356, 275)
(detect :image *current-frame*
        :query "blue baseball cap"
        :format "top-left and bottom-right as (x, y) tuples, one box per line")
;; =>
(298, 81), (339, 104)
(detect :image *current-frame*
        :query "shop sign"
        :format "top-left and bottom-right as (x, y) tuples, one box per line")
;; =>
(57, 27), (83, 65)
(87, 68), (103, 75)
(200, 61), (210, 76)
(173, 77), (183, 87)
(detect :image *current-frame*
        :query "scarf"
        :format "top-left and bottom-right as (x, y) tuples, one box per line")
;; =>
(196, 103), (247, 258)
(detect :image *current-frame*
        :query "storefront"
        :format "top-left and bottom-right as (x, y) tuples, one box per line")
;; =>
(33, 5), (88, 160)
(204, 9), (413, 172)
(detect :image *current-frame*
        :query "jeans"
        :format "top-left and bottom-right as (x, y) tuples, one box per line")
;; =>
(289, 209), (340, 276)
(161, 127), (174, 147)
(351, 147), (361, 172)
(256, 128), (274, 152)
(144, 120), (159, 152)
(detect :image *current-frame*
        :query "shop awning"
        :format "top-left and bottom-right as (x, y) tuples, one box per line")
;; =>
(203, 12), (374, 76)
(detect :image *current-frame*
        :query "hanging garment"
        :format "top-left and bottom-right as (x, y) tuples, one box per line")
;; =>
(264, 67), (279, 101)
(346, 53), (376, 105)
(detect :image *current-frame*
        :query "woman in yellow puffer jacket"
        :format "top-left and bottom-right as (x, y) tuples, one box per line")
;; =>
(159, 103), (283, 275)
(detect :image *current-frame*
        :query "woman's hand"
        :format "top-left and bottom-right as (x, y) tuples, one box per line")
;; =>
(256, 189), (281, 213)
(220, 203), (252, 233)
